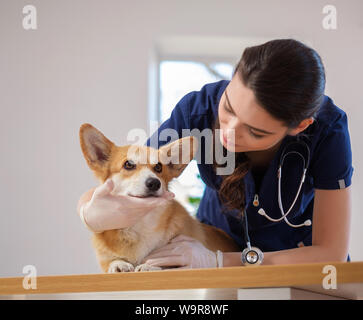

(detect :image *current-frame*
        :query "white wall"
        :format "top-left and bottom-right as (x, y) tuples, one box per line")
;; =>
(0, 0), (362, 277)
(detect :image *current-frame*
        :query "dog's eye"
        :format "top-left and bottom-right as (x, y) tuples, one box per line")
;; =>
(124, 160), (136, 170)
(154, 162), (162, 173)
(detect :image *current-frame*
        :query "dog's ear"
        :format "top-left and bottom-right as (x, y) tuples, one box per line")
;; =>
(79, 123), (115, 173)
(159, 136), (198, 178)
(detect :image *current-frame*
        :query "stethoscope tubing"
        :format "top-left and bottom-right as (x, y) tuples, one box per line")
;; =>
(241, 139), (311, 265)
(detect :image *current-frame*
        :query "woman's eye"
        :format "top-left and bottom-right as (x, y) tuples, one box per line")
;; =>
(154, 162), (162, 173)
(124, 160), (136, 170)
(249, 129), (264, 139)
(224, 103), (233, 114)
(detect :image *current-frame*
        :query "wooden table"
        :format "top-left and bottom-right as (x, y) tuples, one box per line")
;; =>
(1, 261), (362, 300)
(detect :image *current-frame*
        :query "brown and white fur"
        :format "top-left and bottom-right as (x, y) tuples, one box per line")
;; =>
(79, 123), (239, 273)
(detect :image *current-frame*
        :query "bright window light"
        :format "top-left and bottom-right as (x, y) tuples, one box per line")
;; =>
(159, 60), (234, 215)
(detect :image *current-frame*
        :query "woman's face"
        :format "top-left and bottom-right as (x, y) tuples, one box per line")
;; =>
(218, 75), (300, 153)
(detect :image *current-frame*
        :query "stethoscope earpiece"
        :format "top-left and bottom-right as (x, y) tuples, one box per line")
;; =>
(258, 208), (312, 227)
(258, 208), (266, 216)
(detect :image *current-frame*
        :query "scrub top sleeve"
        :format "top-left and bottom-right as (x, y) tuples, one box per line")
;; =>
(144, 93), (192, 149)
(311, 113), (354, 190)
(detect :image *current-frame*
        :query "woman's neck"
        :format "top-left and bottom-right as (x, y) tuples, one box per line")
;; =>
(245, 140), (282, 168)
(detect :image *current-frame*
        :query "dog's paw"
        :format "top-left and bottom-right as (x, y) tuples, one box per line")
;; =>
(135, 263), (162, 272)
(108, 260), (135, 273)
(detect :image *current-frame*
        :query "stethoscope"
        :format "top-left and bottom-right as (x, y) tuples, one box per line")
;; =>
(241, 139), (312, 266)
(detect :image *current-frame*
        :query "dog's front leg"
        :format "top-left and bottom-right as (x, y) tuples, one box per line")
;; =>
(108, 259), (135, 273)
(134, 263), (162, 272)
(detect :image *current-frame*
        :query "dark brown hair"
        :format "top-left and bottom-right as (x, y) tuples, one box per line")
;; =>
(212, 39), (326, 215)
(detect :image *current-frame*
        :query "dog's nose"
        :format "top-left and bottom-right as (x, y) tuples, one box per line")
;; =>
(145, 177), (161, 192)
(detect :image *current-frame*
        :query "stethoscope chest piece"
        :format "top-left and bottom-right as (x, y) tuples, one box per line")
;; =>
(241, 245), (264, 266)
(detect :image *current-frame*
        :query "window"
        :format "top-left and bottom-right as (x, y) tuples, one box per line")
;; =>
(159, 60), (234, 215)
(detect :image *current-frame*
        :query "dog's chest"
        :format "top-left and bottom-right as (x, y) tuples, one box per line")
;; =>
(121, 205), (171, 263)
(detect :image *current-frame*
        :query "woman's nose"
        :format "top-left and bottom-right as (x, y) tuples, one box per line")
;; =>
(226, 117), (240, 131)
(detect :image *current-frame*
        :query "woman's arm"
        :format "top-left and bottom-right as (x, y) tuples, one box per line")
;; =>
(223, 186), (352, 266)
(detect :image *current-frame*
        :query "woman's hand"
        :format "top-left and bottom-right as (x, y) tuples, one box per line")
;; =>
(141, 235), (218, 269)
(80, 179), (175, 233)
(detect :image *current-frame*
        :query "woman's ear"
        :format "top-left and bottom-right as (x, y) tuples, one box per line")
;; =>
(288, 117), (315, 136)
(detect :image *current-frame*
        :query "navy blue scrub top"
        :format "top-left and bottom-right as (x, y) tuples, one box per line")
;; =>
(145, 80), (354, 258)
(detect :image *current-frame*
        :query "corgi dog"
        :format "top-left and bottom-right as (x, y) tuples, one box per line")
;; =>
(79, 123), (239, 273)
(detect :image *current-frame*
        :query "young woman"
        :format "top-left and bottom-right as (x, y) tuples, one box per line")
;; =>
(77, 39), (353, 267)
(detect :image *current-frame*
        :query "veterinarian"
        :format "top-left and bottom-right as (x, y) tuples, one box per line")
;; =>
(77, 39), (353, 268)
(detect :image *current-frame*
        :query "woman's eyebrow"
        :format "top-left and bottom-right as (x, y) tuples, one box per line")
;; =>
(224, 90), (275, 135)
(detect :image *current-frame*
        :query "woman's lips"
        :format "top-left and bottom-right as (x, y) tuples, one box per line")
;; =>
(223, 133), (228, 144)
(223, 133), (235, 145)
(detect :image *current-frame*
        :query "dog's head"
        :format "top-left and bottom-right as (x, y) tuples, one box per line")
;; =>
(79, 123), (198, 198)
